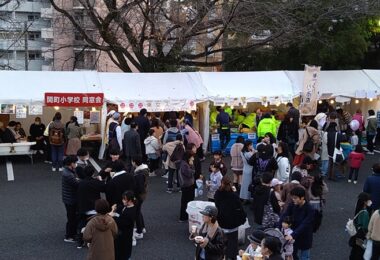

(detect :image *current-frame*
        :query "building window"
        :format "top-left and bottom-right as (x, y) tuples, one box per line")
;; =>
(28, 14), (40, 21)
(28, 32), (41, 41)
(29, 52), (42, 60)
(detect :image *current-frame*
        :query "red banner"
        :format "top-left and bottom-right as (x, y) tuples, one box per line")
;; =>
(44, 93), (104, 107)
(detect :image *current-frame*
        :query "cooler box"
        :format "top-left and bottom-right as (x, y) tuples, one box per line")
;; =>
(186, 201), (215, 233)
(224, 133), (258, 154)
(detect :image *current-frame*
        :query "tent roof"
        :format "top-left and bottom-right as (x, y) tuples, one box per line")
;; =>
(99, 72), (208, 102)
(0, 71), (102, 104)
(199, 71), (295, 101)
(286, 70), (380, 98)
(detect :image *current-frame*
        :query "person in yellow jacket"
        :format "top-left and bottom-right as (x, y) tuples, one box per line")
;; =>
(233, 111), (246, 126)
(210, 110), (218, 126)
(257, 113), (277, 139)
(241, 113), (256, 129)
(224, 107), (233, 117)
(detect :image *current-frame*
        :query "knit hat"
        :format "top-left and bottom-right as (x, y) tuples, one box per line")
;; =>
(113, 112), (120, 120)
(248, 230), (266, 244)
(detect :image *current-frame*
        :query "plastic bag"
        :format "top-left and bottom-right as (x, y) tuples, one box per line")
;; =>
(195, 179), (204, 198)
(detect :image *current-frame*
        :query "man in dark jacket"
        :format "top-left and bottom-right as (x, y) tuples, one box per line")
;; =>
(134, 108), (151, 162)
(105, 160), (135, 206)
(326, 122), (342, 181)
(61, 155), (80, 243)
(363, 163), (380, 210)
(29, 117), (46, 153)
(123, 122), (142, 173)
(216, 106), (231, 150)
(76, 165), (106, 248)
(49, 112), (66, 172)
(132, 157), (149, 239)
(279, 187), (315, 260)
(252, 172), (281, 226)
(286, 102), (300, 125)
(2, 121), (17, 143)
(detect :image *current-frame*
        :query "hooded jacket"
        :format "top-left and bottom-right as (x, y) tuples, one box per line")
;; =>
(257, 118), (277, 138)
(83, 214), (118, 260)
(144, 135), (160, 155)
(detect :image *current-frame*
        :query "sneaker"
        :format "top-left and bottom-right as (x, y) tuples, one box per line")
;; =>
(161, 172), (169, 178)
(367, 152), (375, 155)
(134, 232), (143, 240)
(166, 189), (173, 194)
(363, 147), (369, 152)
(39, 150), (44, 154)
(374, 149), (380, 153)
(348, 180), (352, 183)
(354, 181), (357, 184)
(134, 228), (147, 234)
(52, 167), (56, 172)
(58, 168), (63, 172)
(149, 172), (157, 177)
(64, 238), (76, 243)
(45, 160), (52, 164)
(132, 237), (137, 246)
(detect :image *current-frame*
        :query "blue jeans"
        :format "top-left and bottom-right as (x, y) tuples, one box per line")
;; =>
(294, 248), (310, 260)
(321, 160), (329, 176)
(51, 145), (64, 169)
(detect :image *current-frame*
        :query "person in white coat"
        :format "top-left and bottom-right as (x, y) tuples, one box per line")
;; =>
(240, 140), (254, 202)
(144, 129), (161, 176)
(275, 141), (291, 183)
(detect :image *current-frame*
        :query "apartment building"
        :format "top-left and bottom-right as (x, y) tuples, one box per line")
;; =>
(0, 0), (53, 71)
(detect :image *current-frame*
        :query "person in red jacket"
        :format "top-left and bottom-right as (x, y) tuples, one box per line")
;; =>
(348, 145), (365, 184)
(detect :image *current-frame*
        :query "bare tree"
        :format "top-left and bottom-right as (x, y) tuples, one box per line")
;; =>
(48, 0), (380, 72)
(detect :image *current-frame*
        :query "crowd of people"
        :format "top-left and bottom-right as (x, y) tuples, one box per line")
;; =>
(1, 103), (379, 260)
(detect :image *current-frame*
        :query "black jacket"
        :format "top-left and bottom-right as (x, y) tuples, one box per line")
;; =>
(195, 224), (225, 260)
(106, 171), (135, 206)
(268, 254), (284, 260)
(77, 178), (106, 213)
(134, 115), (150, 141)
(29, 123), (45, 140)
(114, 204), (136, 239)
(193, 155), (202, 181)
(277, 121), (299, 144)
(214, 190), (246, 229)
(252, 185), (280, 225)
(62, 167), (79, 205)
(2, 128), (16, 143)
(327, 130), (342, 157)
(123, 130), (142, 158)
(134, 165), (149, 201)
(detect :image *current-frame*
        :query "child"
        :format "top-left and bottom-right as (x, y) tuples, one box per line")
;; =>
(207, 162), (223, 201)
(271, 178), (285, 210)
(281, 216), (294, 260)
(209, 150), (227, 176)
(110, 190), (137, 260)
(348, 145), (365, 184)
(237, 230), (266, 259)
(350, 132), (359, 148)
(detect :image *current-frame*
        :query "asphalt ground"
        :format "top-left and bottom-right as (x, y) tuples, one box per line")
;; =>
(0, 153), (379, 260)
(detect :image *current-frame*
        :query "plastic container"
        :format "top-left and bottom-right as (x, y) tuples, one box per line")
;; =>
(186, 201), (215, 233)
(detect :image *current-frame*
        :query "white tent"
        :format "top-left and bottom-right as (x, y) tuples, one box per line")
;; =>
(286, 70), (380, 98)
(0, 71), (103, 104)
(99, 72), (209, 111)
(199, 71), (296, 103)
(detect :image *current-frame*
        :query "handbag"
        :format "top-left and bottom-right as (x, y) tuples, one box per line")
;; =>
(333, 133), (344, 163)
(346, 210), (365, 237)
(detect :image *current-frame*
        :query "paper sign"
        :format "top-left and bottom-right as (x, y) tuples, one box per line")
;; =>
(248, 133), (257, 140)
(211, 134), (220, 141)
(0, 104), (15, 114)
(300, 65), (320, 116)
(15, 105), (27, 118)
(74, 110), (84, 124)
(90, 111), (100, 124)
(29, 105), (43, 115)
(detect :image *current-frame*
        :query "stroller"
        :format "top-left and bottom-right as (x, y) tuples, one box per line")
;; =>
(264, 228), (293, 260)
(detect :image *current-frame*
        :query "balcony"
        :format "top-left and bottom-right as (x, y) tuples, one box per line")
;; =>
(41, 28), (53, 39)
(0, 1), (50, 13)
(41, 7), (53, 19)
(41, 46), (53, 60)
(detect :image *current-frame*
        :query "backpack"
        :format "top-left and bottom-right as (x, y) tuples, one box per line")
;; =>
(170, 143), (184, 163)
(346, 210), (365, 237)
(262, 191), (280, 228)
(256, 158), (270, 175)
(49, 127), (63, 145)
(302, 127), (314, 153)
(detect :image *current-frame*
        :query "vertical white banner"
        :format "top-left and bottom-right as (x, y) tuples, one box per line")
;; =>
(300, 65), (321, 116)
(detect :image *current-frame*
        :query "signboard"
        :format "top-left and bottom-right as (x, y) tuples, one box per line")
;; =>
(74, 110), (84, 124)
(118, 100), (197, 112)
(300, 65), (320, 116)
(45, 93), (104, 107)
(0, 104), (15, 114)
(29, 105), (43, 115)
(211, 134), (220, 141)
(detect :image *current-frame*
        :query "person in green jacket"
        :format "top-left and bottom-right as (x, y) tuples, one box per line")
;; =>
(241, 113), (256, 130)
(257, 113), (277, 139)
(349, 192), (371, 260)
(233, 111), (246, 126)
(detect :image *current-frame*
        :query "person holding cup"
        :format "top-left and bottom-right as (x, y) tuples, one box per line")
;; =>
(190, 205), (225, 260)
(261, 236), (283, 260)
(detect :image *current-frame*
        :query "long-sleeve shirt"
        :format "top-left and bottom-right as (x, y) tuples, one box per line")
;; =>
(207, 171), (223, 199)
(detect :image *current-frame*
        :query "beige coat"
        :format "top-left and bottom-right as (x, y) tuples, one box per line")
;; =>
(162, 140), (184, 169)
(83, 214), (118, 260)
(295, 126), (320, 156)
(368, 210), (380, 241)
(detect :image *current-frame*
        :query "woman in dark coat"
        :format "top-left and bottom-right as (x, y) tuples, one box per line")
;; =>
(215, 176), (246, 260)
(277, 114), (299, 157)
